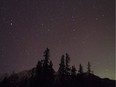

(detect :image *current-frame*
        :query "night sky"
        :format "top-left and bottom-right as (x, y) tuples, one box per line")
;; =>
(0, 0), (115, 79)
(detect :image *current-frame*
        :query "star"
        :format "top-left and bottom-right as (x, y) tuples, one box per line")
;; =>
(9, 19), (13, 26)
(95, 18), (98, 20)
(41, 23), (44, 27)
(73, 29), (76, 31)
(72, 16), (74, 19)
(102, 14), (105, 17)
(47, 29), (50, 31)
(10, 22), (13, 26)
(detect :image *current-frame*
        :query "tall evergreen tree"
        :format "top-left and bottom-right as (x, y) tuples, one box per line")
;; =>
(58, 55), (66, 83)
(65, 53), (71, 75)
(48, 61), (55, 84)
(70, 66), (77, 87)
(65, 53), (71, 82)
(43, 48), (50, 76)
(42, 48), (54, 86)
(35, 60), (43, 82)
(71, 66), (77, 76)
(87, 62), (91, 74)
(66, 53), (70, 67)
(31, 48), (55, 87)
(49, 61), (55, 75)
(78, 64), (83, 74)
(43, 48), (50, 67)
(30, 68), (36, 87)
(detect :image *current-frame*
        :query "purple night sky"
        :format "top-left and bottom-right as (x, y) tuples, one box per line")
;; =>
(0, 0), (115, 79)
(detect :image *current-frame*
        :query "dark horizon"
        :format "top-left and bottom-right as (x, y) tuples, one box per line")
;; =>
(0, 48), (115, 80)
(0, 48), (115, 87)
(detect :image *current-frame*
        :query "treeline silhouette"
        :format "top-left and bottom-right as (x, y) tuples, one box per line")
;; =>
(0, 48), (115, 87)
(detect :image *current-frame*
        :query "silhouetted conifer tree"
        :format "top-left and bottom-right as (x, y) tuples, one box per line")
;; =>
(87, 62), (92, 74)
(36, 60), (43, 77)
(58, 55), (66, 83)
(42, 48), (54, 86)
(77, 64), (84, 87)
(30, 48), (55, 87)
(43, 48), (50, 66)
(78, 64), (83, 74)
(49, 61), (55, 75)
(65, 53), (71, 75)
(70, 66), (77, 87)
(42, 48), (51, 77)
(34, 60), (43, 86)
(29, 68), (36, 87)
(65, 53), (71, 82)
(71, 66), (77, 76)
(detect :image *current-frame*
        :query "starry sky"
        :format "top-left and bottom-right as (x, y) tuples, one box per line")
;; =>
(0, 0), (115, 79)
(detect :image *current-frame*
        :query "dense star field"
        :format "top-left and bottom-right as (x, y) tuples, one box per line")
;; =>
(0, 0), (115, 79)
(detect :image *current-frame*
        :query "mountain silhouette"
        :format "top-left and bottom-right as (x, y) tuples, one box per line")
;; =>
(0, 68), (115, 87)
(0, 48), (115, 87)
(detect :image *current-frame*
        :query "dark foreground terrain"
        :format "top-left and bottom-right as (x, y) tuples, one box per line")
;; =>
(0, 70), (115, 87)
(0, 48), (115, 87)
